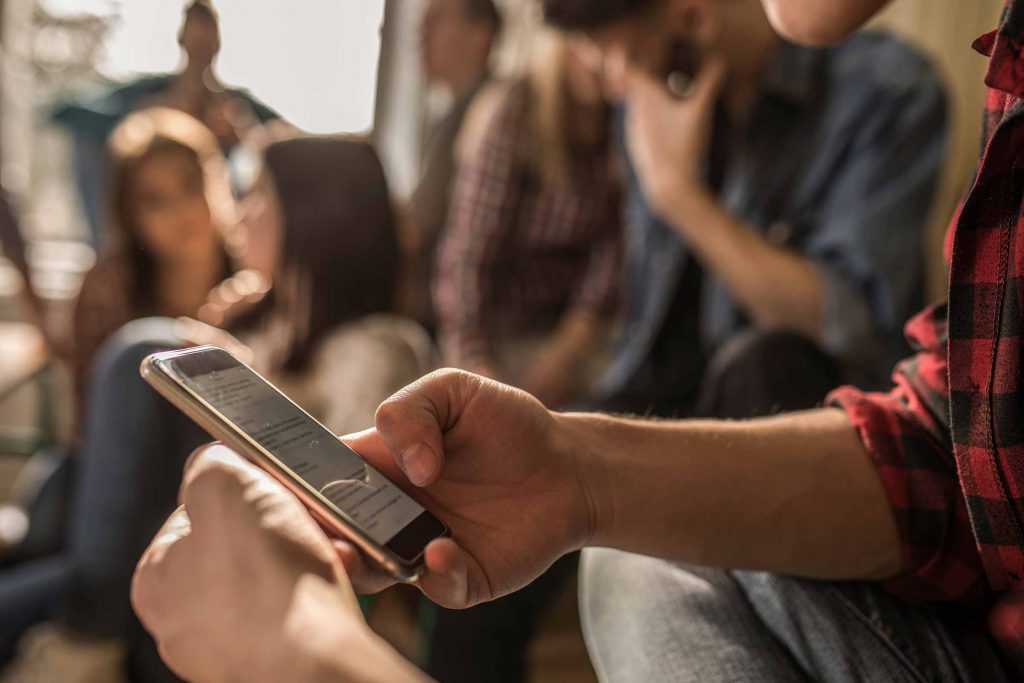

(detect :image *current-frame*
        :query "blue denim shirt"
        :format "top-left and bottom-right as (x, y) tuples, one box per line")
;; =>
(601, 31), (947, 397)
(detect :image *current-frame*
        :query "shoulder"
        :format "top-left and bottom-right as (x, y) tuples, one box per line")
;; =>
(314, 314), (437, 378)
(823, 31), (944, 100)
(227, 88), (280, 123)
(483, 78), (533, 134)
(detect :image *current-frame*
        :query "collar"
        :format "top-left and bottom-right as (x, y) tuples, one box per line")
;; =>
(974, 0), (1024, 98)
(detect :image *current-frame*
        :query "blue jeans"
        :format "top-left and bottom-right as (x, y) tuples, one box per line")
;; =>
(580, 549), (1012, 682)
(0, 319), (202, 679)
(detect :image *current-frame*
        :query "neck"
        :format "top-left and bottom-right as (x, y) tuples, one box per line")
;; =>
(443, 62), (488, 101)
(720, 17), (781, 121)
(724, 36), (778, 120)
(158, 246), (224, 317)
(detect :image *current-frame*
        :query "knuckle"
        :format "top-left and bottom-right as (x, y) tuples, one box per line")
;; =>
(182, 459), (247, 512)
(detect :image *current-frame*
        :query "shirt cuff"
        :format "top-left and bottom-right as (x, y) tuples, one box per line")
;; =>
(828, 385), (993, 608)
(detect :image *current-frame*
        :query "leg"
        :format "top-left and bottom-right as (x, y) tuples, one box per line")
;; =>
(426, 553), (578, 683)
(580, 549), (808, 683)
(579, 547), (1009, 682)
(62, 318), (205, 640)
(695, 328), (840, 419)
(732, 571), (1010, 682)
(0, 556), (71, 666)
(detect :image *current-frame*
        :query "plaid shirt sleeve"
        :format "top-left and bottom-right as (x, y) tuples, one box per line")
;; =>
(829, 301), (993, 607)
(434, 87), (529, 366)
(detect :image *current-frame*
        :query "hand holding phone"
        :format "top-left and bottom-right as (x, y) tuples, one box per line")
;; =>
(141, 345), (448, 581)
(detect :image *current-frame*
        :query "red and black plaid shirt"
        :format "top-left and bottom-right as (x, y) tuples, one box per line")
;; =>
(830, 1), (1024, 609)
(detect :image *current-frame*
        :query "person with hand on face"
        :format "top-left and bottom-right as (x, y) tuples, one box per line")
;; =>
(399, 0), (501, 332)
(132, 0), (1024, 681)
(582, 0), (945, 421)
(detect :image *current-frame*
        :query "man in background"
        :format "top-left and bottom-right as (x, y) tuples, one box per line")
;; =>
(401, 0), (501, 331)
(587, 0), (945, 422)
(53, 0), (278, 246)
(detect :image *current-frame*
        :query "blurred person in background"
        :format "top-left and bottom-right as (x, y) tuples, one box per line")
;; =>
(435, 30), (621, 412)
(53, 0), (279, 246)
(69, 107), (240, 422)
(398, 0), (501, 332)
(427, 33), (620, 681)
(0, 135), (434, 683)
(575, 0), (946, 423)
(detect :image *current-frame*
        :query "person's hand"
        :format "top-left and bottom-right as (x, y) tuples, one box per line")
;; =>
(520, 344), (581, 409)
(625, 55), (726, 217)
(520, 315), (603, 409)
(132, 445), (427, 683)
(338, 369), (595, 608)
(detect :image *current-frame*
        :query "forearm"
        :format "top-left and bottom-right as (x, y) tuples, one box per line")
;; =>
(662, 184), (822, 341)
(560, 407), (901, 580)
(290, 576), (431, 683)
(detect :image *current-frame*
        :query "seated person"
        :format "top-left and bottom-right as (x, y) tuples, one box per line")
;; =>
(400, 0), (501, 331)
(0, 136), (434, 683)
(591, 0), (946, 420)
(435, 29), (622, 410)
(71, 107), (242, 425)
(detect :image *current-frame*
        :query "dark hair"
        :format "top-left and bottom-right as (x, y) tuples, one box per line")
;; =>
(541, 0), (658, 30)
(107, 107), (227, 310)
(261, 137), (400, 372)
(462, 0), (503, 33)
(183, 0), (218, 26)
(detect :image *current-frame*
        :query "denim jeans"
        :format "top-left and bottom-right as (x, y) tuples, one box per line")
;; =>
(580, 548), (1011, 682)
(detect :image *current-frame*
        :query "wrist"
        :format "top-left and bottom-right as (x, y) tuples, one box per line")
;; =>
(289, 577), (427, 682)
(550, 412), (617, 552)
(659, 180), (716, 232)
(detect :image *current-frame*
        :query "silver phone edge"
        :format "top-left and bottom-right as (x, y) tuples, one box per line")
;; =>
(139, 350), (423, 583)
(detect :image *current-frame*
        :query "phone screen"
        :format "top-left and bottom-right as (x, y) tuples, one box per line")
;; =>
(155, 348), (446, 561)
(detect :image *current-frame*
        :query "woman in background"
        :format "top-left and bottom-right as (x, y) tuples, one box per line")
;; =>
(70, 106), (240, 418)
(435, 29), (621, 411)
(429, 30), (621, 683)
(0, 137), (433, 683)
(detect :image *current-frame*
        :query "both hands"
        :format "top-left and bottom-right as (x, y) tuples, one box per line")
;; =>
(131, 369), (597, 682)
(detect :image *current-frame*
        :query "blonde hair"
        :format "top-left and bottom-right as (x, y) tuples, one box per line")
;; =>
(525, 30), (608, 188)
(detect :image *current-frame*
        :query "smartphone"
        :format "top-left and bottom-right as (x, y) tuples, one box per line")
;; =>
(140, 345), (449, 581)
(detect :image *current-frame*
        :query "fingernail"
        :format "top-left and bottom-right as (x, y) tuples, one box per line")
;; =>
(399, 443), (435, 487)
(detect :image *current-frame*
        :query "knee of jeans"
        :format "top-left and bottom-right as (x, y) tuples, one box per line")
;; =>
(710, 329), (824, 379)
(88, 318), (182, 394)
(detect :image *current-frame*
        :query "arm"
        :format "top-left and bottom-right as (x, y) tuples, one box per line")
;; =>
(655, 184), (824, 341)
(626, 60), (824, 341)
(434, 88), (529, 373)
(521, 220), (621, 406)
(563, 407), (899, 579)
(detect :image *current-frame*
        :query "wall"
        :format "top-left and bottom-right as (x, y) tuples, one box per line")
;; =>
(873, 0), (1003, 298)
